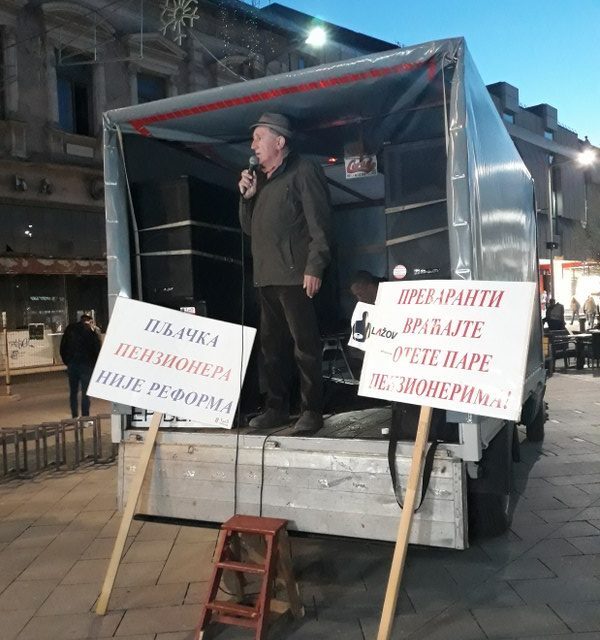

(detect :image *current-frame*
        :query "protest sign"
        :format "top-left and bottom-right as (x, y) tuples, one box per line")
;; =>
(87, 297), (256, 428)
(357, 280), (536, 421)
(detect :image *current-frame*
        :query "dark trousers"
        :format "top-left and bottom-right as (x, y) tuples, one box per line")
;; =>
(258, 285), (322, 414)
(67, 363), (93, 418)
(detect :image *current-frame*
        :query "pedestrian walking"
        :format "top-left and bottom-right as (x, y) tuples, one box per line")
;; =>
(570, 296), (581, 324)
(584, 295), (597, 330)
(59, 314), (102, 418)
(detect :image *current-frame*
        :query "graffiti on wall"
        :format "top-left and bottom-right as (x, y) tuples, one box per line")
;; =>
(2, 331), (57, 369)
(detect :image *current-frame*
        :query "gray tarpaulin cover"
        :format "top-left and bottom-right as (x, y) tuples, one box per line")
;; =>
(103, 37), (542, 378)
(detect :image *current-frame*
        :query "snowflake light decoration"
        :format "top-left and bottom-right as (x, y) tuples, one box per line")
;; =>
(160, 0), (200, 46)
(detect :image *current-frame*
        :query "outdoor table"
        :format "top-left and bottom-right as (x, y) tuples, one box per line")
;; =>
(572, 333), (592, 369)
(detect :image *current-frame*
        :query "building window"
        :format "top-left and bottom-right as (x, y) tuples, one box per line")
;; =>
(137, 73), (167, 104)
(544, 129), (554, 141)
(287, 51), (315, 71)
(502, 111), (514, 124)
(56, 51), (93, 136)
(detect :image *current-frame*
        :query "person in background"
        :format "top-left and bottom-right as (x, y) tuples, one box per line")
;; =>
(583, 295), (597, 330)
(349, 270), (385, 305)
(545, 298), (566, 331)
(570, 296), (581, 325)
(238, 112), (331, 435)
(540, 289), (548, 316)
(59, 314), (102, 418)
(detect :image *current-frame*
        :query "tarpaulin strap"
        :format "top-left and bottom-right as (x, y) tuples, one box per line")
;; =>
(387, 411), (438, 512)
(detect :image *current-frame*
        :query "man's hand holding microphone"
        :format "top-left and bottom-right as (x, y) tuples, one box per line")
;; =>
(238, 155), (259, 199)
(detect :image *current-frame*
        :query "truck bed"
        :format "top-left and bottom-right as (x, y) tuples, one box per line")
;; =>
(118, 406), (468, 549)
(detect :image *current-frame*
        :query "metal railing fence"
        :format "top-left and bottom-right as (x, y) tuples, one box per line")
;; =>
(0, 414), (117, 480)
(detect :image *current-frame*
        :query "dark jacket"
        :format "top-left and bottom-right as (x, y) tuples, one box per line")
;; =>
(60, 321), (102, 368)
(239, 153), (331, 286)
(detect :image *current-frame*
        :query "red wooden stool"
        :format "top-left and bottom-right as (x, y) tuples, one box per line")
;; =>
(196, 515), (303, 639)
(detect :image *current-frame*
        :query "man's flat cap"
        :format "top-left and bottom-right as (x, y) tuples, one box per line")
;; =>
(250, 112), (294, 138)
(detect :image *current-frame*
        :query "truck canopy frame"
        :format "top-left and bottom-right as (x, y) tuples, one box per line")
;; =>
(104, 37), (542, 377)
(104, 38), (544, 549)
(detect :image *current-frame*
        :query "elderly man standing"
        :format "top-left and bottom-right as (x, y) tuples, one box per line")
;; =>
(238, 113), (331, 434)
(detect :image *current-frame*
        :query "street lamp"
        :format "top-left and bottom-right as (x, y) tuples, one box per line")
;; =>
(546, 145), (597, 298)
(579, 146), (597, 168)
(267, 25), (329, 74)
(305, 26), (327, 48)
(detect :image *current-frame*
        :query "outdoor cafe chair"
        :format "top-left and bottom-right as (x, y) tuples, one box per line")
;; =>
(547, 330), (577, 370)
(585, 332), (600, 368)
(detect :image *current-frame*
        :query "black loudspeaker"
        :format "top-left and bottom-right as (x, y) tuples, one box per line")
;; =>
(130, 175), (261, 413)
(130, 175), (258, 327)
(383, 139), (450, 281)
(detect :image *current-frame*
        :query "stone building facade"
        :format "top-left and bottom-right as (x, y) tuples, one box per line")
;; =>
(0, 0), (391, 337)
(1, 0), (597, 339)
(487, 81), (600, 303)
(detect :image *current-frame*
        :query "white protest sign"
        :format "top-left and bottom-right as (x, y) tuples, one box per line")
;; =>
(357, 280), (536, 421)
(87, 297), (256, 428)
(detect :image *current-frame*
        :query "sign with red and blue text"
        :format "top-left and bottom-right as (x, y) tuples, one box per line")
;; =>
(350, 280), (536, 421)
(87, 297), (256, 428)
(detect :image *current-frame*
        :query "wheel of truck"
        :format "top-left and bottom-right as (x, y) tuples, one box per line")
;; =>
(468, 491), (511, 539)
(468, 423), (514, 539)
(525, 403), (545, 442)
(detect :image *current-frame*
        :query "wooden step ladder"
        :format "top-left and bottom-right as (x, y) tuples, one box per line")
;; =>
(196, 515), (304, 639)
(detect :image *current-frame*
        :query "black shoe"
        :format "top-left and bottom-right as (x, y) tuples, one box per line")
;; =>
(291, 411), (323, 435)
(248, 409), (290, 429)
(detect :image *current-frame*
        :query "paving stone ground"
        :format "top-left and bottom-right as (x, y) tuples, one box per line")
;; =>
(1, 368), (600, 639)
(0, 373), (111, 430)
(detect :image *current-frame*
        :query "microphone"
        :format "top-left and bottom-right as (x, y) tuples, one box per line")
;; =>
(241, 155), (259, 195)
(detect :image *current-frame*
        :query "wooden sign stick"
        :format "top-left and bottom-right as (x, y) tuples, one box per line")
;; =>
(377, 405), (433, 640)
(96, 411), (163, 615)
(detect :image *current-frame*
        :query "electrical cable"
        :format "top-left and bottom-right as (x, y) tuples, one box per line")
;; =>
(208, 531), (260, 598)
(258, 425), (289, 517)
(232, 190), (245, 516)
(233, 163), (289, 519)
(193, 39), (249, 82)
